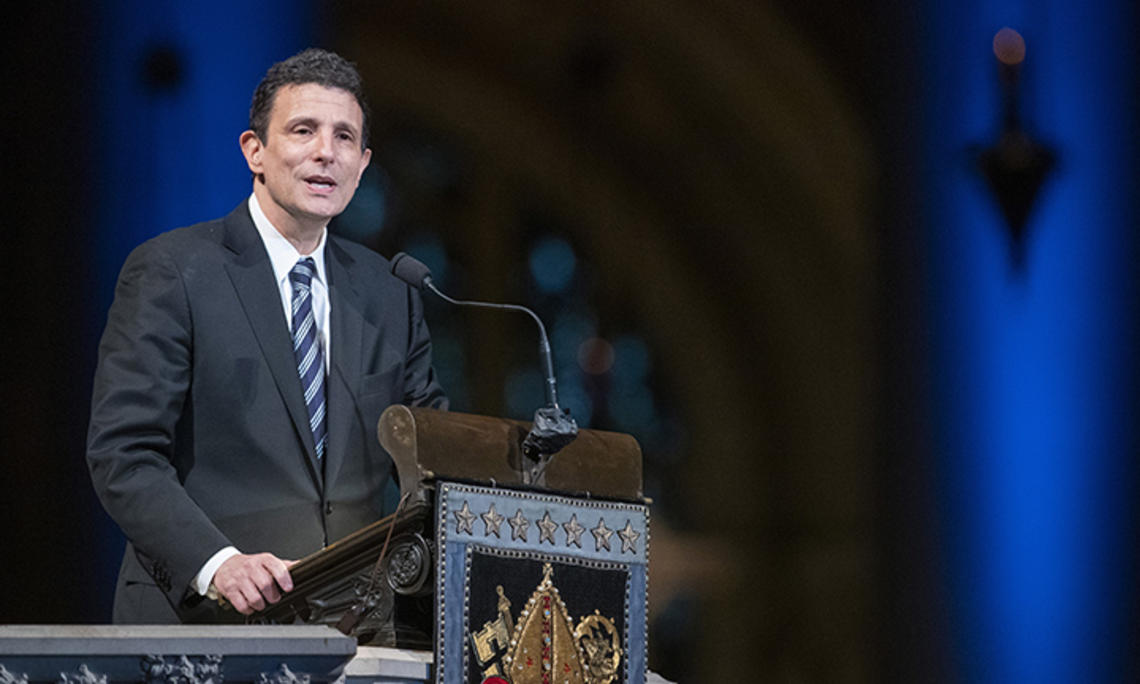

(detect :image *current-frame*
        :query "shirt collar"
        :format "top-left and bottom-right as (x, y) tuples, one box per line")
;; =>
(248, 193), (328, 287)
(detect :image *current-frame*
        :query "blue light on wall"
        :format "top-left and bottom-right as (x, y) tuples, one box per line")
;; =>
(88, 0), (313, 617)
(921, 0), (1137, 680)
(92, 0), (315, 311)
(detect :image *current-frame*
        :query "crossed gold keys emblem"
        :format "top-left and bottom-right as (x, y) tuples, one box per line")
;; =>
(470, 563), (623, 684)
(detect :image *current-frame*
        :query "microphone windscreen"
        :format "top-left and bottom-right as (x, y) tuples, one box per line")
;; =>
(390, 252), (432, 290)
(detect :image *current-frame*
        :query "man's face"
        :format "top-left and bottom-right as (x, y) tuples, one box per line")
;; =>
(240, 83), (372, 234)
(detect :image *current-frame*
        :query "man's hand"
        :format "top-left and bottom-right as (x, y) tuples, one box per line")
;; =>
(211, 553), (294, 615)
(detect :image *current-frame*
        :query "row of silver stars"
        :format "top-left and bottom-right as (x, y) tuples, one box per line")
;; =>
(452, 500), (641, 554)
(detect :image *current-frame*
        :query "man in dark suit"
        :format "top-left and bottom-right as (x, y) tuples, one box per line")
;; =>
(87, 48), (447, 623)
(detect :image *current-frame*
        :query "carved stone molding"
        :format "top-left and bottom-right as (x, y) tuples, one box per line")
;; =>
(0, 664), (29, 684)
(257, 664), (310, 684)
(0, 626), (353, 684)
(141, 654), (224, 684)
(58, 664), (107, 684)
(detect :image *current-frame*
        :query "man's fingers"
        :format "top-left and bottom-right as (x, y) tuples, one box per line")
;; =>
(249, 563), (281, 604)
(213, 552), (294, 614)
(240, 581), (266, 613)
(216, 575), (258, 615)
(226, 590), (251, 615)
(261, 554), (295, 593)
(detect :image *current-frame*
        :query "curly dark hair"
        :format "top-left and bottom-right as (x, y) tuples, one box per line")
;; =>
(249, 48), (371, 149)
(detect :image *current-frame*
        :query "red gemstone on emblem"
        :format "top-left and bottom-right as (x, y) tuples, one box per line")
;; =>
(482, 678), (509, 684)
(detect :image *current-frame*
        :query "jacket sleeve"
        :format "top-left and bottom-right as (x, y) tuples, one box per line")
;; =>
(86, 239), (231, 609)
(402, 286), (449, 410)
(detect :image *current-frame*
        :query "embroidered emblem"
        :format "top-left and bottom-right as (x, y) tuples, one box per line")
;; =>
(537, 511), (558, 546)
(482, 503), (506, 538)
(455, 500), (477, 535)
(617, 520), (640, 555)
(470, 586), (515, 678)
(575, 611), (622, 684)
(591, 519), (613, 552)
(503, 564), (586, 683)
(562, 515), (585, 549)
(472, 564), (622, 684)
(508, 509), (530, 542)
(436, 482), (648, 684)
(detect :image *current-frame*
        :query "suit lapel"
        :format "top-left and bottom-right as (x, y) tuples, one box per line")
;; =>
(221, 204), (323, 488)
(323, 238), (363, 488)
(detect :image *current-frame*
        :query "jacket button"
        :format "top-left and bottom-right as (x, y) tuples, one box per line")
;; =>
(325, 502), (333, 515)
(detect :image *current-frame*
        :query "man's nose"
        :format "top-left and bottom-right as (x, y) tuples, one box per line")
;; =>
(313, 131), (335, 161)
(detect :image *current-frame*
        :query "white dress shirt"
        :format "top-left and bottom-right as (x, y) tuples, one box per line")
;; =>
(192, 193), (332, 597)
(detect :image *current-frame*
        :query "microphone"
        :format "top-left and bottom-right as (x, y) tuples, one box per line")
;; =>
(390, 252), (578, 469)
(390, 252), (433, 292)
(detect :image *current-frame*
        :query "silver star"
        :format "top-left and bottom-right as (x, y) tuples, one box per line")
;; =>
(481, 503), (505, 537)
(508, 508), (529, 542)
(537, 511), (558, 545)
(562, 514), (585, 548)
(592, 518), (613, 552)
(618, 519), (641, 554)
(453, 501), (476, 535)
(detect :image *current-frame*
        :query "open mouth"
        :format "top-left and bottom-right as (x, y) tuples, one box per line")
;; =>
(305, 176), (337, 191)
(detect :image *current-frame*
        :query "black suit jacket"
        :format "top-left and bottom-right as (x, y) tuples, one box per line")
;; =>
(87, 202), (446, 622)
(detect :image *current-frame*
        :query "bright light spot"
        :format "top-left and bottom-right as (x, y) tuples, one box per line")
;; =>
(578, 337), (615, 375)
(993, 27), (1026, 65)
(529, 236), (577, 293)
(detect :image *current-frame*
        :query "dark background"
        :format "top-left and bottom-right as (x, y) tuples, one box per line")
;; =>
(4, 1), (1139, 681)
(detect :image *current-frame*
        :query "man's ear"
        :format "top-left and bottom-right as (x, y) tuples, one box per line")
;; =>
(239, 130), (264, 175)
(355, 148), (373, 186)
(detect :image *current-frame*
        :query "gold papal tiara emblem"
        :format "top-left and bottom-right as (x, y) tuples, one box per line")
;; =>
(470, 563), (623, 684)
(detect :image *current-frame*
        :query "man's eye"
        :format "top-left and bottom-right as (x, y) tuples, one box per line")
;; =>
(294, 127), (313, 135)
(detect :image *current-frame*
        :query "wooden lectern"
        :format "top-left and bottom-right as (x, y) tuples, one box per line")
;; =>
(249, 406), (650, 684)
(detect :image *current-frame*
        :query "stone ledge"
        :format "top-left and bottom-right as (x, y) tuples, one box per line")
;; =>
(0, 626), (676, 684)
(342, 647), (432, 683)
(0, 625), (355, 683)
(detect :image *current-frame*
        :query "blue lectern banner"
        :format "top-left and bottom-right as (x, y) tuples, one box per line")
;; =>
(434, 482), (649, 684)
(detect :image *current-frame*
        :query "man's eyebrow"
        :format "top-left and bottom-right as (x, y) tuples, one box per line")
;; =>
(285, 116), (320, 129)
(284, 116), (359, 136)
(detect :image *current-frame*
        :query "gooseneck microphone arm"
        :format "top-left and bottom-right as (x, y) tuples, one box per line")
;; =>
(423, 282), (560, 410)
(390, 252), (561, 410)
(390, 251), (579, 479)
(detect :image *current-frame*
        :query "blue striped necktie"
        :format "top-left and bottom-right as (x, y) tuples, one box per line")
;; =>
(289, 258), (327, 460)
